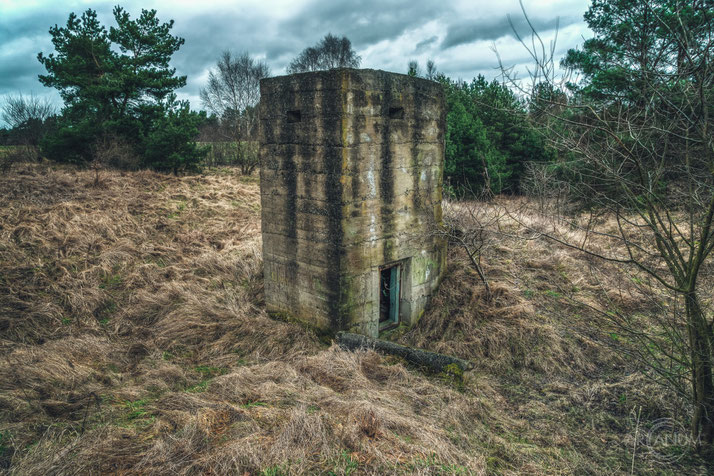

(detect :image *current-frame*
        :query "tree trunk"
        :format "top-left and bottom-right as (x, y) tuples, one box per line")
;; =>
(336, 332), (473, 373)
(685, 291), (714, 451)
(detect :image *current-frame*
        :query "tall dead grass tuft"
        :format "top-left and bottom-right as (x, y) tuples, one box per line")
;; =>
(0, 164), (320, 464)
(133, 347), (488, 474)
(8, 426), (146, 475)
(401, 248), (591, 375)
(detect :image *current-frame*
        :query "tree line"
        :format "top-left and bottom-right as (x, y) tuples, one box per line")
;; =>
(0, 5), (552, 187)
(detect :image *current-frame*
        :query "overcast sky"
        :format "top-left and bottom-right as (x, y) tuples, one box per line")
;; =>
(0, 0), (592, 124)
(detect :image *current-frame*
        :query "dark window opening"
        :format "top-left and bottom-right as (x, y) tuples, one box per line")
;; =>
(388, 106), (404, 119)
(287, 110), (301, 123)
(379, 264), (401, 329)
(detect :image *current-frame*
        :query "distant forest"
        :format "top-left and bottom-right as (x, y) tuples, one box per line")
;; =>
(1, 8), (551, 193)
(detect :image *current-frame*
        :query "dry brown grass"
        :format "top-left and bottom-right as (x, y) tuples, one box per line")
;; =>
(0, 166), (710, 475)
(400, 199), (620, 376)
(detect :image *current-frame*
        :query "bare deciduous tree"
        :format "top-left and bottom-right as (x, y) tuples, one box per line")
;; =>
(89, 133), (138, 186)
(200, 51), (269, 174)
(1, 93), (56, 162)
(426, 185), (507, 302)
(407, 60), (420, 77)
(499, 0), (714, 451)
(425, 60), (437, 80)
(1, 93), (55, 129)
(407, 59), (438, 80)
(520, 161), (570, 216)
(287, 34), (361, 74)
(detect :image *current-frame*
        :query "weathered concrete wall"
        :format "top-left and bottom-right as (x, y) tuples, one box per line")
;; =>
(259, 68), (446, 337)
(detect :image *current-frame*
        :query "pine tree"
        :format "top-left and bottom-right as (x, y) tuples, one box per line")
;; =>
(37, 7), (205, 171)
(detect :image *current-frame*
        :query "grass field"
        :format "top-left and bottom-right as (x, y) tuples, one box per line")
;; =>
(0, 146), (25, 168)
(0, 146), (17, 156)
(0, 163), (710, 474)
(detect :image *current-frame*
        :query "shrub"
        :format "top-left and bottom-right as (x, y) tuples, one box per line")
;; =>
(142, 103), (207, 174)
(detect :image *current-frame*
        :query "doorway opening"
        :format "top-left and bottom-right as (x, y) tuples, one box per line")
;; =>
(388, 106), (404, 119)
(379, 263), (401, 330)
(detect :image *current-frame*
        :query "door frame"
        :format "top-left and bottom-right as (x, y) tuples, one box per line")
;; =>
(378, 261), (403, 331)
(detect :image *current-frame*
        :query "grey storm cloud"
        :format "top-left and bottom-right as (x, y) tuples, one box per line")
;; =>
(441, 14), (580, 49)
(415, 36), (439, 53)
(0, 12), (61, 95)
(0, 0), (592, 120)
(0, 6), (124, 96)
(172, 10), (299, 77)
(280, 0), (444, 47)
(171, 0), (448, 100)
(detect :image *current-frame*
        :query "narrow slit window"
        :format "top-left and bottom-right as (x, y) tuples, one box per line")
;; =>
(388, 106), (404, 119)
(287, 110), (301, 123)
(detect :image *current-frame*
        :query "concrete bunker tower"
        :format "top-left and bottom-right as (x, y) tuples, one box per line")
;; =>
(259, 68), (446, 338)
